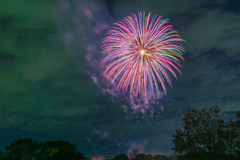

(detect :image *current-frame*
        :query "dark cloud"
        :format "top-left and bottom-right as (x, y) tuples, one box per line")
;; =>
(104, 0), (116, 16)
(223, 0), (240, 14)
(0, 52), (16, 61)
(0, 16), (15, 28)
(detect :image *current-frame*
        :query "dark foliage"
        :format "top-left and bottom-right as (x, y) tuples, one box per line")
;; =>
(128, 148), (141, 159)
(0, 138), (84, 160)
(2, 138), (41, 160)
(134, 154), (152, 160)
(153, 154), (168, 160)
(113, 154), (129, 160)
(172, 106), (240, 160)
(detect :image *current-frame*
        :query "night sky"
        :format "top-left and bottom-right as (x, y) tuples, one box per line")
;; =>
(0, 0), (240, 158)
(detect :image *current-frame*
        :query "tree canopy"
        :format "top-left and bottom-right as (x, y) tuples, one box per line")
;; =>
(113, 154), (129, 160)
(134, 154), (152, 160)
(0, 138), (84, 160)
(128, 148), (141, 159)
(153, 154), (168, 160)
(172, 106), (240, 160)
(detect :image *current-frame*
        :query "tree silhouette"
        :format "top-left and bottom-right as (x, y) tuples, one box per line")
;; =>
(134, 154), (152, 160)
(113, 154), (129, 160)
(39, 140), (84, 160)
(172, 106), (240, 160)
(1, 139), (84, 160)
(128, 148), (141, 159)
(0, 151), (3, 159)
(236, 111), (240, 158)
(2, 138), (41, 160)
(153, 154), (168, 160)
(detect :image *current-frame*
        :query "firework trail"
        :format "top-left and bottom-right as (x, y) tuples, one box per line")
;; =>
(101, 12), (185, 98)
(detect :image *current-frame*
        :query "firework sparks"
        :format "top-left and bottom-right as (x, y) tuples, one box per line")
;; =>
(100, 12), (185, 97)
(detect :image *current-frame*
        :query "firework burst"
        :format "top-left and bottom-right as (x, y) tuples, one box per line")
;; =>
(100, 12), (185, 97)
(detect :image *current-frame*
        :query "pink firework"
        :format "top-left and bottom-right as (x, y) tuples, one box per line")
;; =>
(100, 12), (185, 97)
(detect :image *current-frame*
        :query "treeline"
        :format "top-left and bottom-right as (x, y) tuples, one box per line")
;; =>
(0, 139), (85, 160)
(114, 106), (240, 160)
(0, 106), (239, 160)
(113, 151), (178, 160)
(172, 106), (240, 160)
